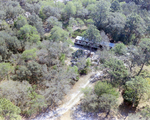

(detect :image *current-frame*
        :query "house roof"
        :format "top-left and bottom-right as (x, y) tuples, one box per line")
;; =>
(75, 36), (115, 48)
(76, 36), (83, 40)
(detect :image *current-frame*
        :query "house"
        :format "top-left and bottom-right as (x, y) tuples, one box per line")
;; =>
(75, 36), (115, 49)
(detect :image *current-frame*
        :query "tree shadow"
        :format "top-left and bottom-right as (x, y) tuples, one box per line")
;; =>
(119, 101), (136, 117)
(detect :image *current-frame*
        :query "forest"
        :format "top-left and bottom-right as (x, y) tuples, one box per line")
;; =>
(0, 0), (150, 120)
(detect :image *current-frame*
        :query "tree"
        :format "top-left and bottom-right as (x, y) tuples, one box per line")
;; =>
(97, 49), (114, 64)
(46, 16), (62, 29)
(41, 6), (61, 20)
(103, 58), (128, 86)
(110, 0), (121, 12)
(121, 2), (138, 16)
(69, 17), (77, 27)
(14, 15), (28, 30)
(28, 13), (44, 36)
(0, 98), (21, 120)
(24, 3), (40, 14)
(124, 13), (146, 45)
(76, 18), (85, 28)
(125, 45), (139, 74)
(73, 1), (88, 18)
(18, 24), (40, 47)
(50, 26), (69, 42)
(0, 31), (21, 54)
(26, 61), (42, 84)
(0, 38), (12, 61)
(94, 81), (118, 97)
(124, 39), (150, 76)
(81, 82), (118, 113)
(5, 1), (24, 20)
(98, 94), (118, 116)
(83, 25), (102, 51)
(136, 38), (150, 76)
(0, 62), (13, 81)
(39, 69), (71, 106)
(76, 57), (88, 75)
(90, 0), (110, 29)
(64, 1), (76, 19)
(21, 48), (37, 61)
(123, 76), (150, 107)
(105, 12), (126, 42)
(26, 86), (46, 116)
(113, 43), (127, 55)
(81, 0), (96, 7)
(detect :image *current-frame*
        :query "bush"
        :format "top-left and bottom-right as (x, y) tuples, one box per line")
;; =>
(81, 82), (118, 113)
(0, 98), (21, 120)
(21, 48), (37, 61)
(94, 81), (119, 97)
(112, 43), (127, 55)
(72, 29), (86, 38)
(86, 58), (91, 67)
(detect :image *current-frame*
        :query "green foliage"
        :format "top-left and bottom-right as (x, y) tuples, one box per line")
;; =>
(140, 106), (150, 119)
(124, 13), (146, 44)
(103, 58), (128, 86)
(0, 32), (21, 58)
(12, 65), (31, 81)
(69, 17), (77, 27)
(85, 19), (94, 26)
(28, 13), (44, 37)
(13, 61), (42, 84)
(39, 8), (46, 20)
(91, 0), (110, 29)
(21, 48), (37, 61)
(105, 12), (126, 42)
(81, 87), (92, 97)
(46, 16), (62, 29)
(0, 62), (13, 81)
(113, 43), (127, 55)
(81, 82), (118, 112)
(86, 58), (91, 67)
(123, 76), (150, 107)
(59, 53), (65, 64)
(83, 25), (102, 47)
(50, 26), (69, 42)
(14, 15), (28, 29)
(110, 0), (121, 12)
(64, 1), (76, 18)
(0, 98), (21, 120)
(26, 61), (42, 84)
(94, 81), (119, 97)
(26, 85), (46, 116)
(18, 24), (40, 43)
(5, 1), (24, 20)
(76, 18), (85, 28)
(98, 94), (118, 112)
(72, 29), (86, 38)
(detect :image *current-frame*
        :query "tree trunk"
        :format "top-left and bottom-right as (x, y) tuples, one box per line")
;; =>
(137, 63), (145, 76)
(105, 109), (110, 118)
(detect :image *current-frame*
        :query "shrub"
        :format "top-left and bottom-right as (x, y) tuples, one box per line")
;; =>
(0, 98), (21, 120)
(94, 81), (119, 97)
(72, 29), (86, 38)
